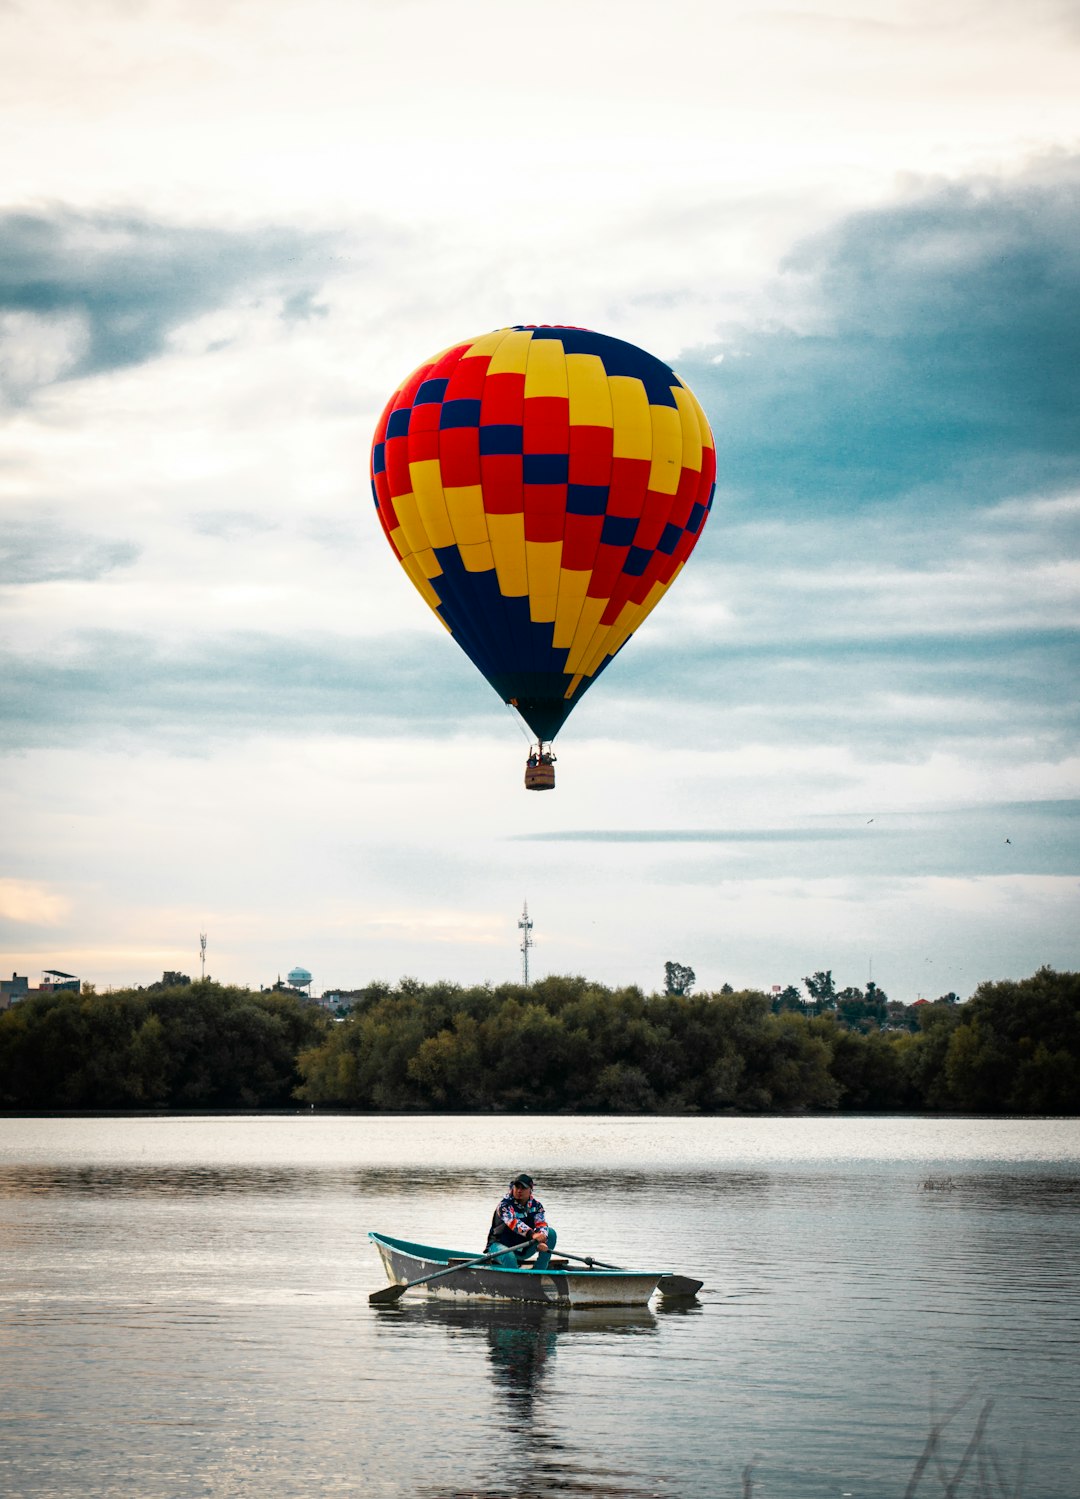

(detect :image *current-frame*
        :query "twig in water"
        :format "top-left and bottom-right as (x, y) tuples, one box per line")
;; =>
(903, 1384), (1024, 1498)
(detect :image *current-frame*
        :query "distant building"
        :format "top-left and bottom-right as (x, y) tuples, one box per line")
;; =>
(1, 973), (30, 1009)
(39, 970), (80, 993)
(1, 970), (81, 1008)
(320, 989), (365, 1012)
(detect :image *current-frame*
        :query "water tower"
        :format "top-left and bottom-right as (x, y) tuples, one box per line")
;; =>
(287, 966), (313, 996)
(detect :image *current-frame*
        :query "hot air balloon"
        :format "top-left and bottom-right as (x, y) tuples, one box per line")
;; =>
(370, 325), (715, 789)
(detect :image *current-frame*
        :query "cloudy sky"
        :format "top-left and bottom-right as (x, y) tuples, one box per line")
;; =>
(2, 0), (1078, 1002)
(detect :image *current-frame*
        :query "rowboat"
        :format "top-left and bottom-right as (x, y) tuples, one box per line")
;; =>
(369, 1231), (686, 1308)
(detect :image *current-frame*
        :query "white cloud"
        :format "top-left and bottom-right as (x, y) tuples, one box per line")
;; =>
(0, 310), (88, 399)
(0, 879), (70, 926)
(3, 1), (1075, 239)
(356, 909), (507, 948)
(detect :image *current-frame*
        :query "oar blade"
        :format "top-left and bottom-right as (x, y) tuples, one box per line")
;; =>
(657, 1273), (704, 1298)
(369, 1282), (408, 1304)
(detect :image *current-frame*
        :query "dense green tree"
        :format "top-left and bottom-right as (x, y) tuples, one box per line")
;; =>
(824, 1024), (911, 1110)
(664, 961), (696, 997)
(666, 990), (779, 1111)
(804, 970), (837, 1004)
(296, 1024), (362, 1104)
(761, 1013), (840, 1109)
(128, 1013), (169, 1101)
(945, 968), (1080, 1113)
(897, 1002), (964, 1108)
(590, 1062), (658, 1112)
(834, 985), (888, 1032)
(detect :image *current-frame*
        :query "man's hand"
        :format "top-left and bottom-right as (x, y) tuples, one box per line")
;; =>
(532, 1229), (548, 1246)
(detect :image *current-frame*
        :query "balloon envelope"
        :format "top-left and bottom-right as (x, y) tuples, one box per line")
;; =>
(371, 325), (715, 742)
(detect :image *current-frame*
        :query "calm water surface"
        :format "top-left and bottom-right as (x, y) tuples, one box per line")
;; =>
(1, 1115), (1078, 1498)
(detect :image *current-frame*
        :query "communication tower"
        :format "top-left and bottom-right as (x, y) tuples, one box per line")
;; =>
(200, 932), (207, 980)
(518, 901), (534, 987)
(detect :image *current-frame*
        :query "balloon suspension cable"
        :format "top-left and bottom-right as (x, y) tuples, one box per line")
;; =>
(506, 703), (534, 744)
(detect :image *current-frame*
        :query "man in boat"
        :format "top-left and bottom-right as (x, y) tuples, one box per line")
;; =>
(486, 1174), (557, 1270)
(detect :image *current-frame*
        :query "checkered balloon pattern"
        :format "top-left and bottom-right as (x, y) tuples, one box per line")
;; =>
(371, 326), (716, 743)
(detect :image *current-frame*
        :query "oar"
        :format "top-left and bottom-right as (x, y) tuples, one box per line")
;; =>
(556, 1247), (704, 1298)
(369, 1241), (531, 1305)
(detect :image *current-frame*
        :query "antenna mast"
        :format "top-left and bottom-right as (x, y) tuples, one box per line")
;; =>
(518, 901), (534, 987)
(200, 932), (207, 980)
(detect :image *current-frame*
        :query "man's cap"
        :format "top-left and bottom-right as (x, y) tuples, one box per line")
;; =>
(511, 1173), (534, 1188)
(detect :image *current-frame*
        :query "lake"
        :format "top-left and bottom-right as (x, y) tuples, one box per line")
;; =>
(1, 1114), (1078, 1498)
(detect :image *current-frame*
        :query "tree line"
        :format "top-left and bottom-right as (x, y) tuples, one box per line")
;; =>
(0, 967), (1076, 1114)
(0, 982), (326, 1109)
(666, 961), (941, 1033)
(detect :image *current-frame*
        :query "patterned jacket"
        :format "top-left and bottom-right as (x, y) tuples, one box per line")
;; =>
(489, 1186), (549, 1247)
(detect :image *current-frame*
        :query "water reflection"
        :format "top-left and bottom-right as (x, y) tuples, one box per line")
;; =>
(377, 1300), (665, 1498)
(918, 1171), (1080, 1213)
(0, 1164), (358, 1197)
(0, 1162), (775, 1200)
(5, 1160), (1073, 1211)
